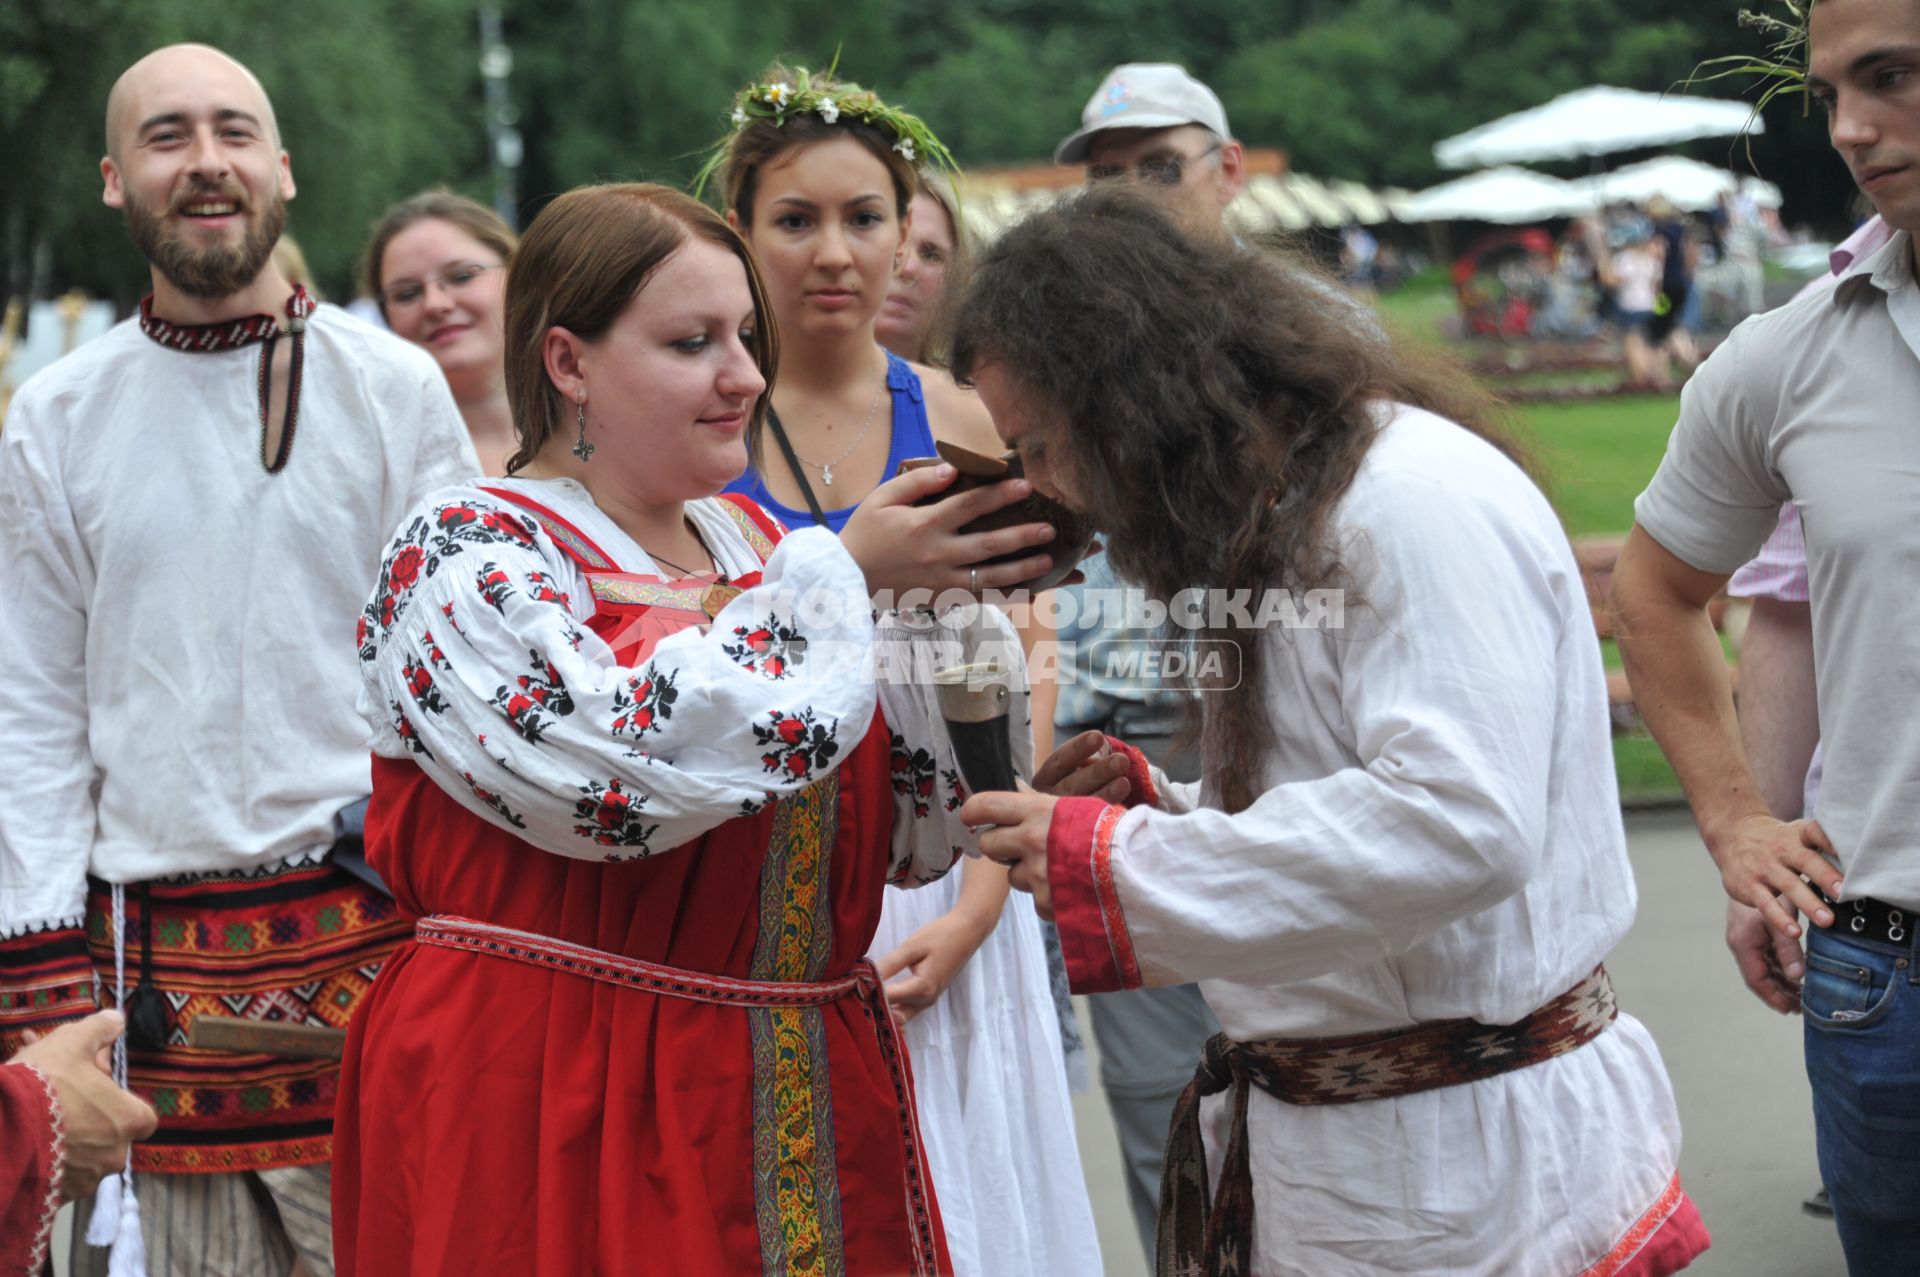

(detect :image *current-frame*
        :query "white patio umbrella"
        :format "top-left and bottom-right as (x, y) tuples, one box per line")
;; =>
(1230, 174), (1314, 232)
(1399, 166), (1598, 224)
(1575, 155), (1784, 212)
(1434, 86), (1762, 169)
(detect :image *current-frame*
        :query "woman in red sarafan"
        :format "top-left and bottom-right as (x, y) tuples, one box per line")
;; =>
(329, 183), (1053, 1276)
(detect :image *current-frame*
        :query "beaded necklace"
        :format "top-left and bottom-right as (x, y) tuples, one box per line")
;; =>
(137, 284), (318, 474)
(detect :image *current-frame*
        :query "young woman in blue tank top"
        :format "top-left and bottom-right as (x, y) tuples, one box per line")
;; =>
(714, 70), (1022, 1004)
(727, 347), (939, 534)
(711, 66), (1106, 1277)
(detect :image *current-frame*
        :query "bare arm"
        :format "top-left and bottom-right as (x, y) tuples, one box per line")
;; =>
(874, 857), (1011, 1025)
(1612, 525), (1840, 940)
(1736, 597), (1818, 821)
(1018, 598), (1059, 763)
(1727, 595), (1819, 1012)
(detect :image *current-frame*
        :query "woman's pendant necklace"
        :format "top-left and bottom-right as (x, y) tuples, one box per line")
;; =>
(794, 373), (886, 486)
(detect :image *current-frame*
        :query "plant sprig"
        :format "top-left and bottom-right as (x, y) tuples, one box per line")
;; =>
(1683, 3), (1814, 169)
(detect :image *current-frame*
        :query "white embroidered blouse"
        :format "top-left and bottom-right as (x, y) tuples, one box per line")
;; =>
(358, 478), (1024, 883)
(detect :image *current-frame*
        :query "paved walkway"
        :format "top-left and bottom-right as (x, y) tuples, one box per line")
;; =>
(1069, 807), (1849, 1276)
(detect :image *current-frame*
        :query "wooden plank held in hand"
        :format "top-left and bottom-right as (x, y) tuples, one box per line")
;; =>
(187, 1015), (348, 1061)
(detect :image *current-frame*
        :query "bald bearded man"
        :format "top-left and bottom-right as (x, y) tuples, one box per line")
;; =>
(0, 44), (477, 1275)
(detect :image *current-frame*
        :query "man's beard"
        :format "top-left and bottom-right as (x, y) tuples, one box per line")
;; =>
(124, 182), (287, 301)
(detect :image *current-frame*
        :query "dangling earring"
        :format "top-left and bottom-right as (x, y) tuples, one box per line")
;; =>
(572, 394), (595, 462)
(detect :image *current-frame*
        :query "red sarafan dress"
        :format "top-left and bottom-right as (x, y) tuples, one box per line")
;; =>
(331, 479), (996, 1276)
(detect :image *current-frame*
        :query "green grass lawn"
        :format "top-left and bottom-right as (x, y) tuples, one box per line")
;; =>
(1522, 393), (1688, 804)
(1377, 272), (1691, 802)
(1524, 395), (1677, 537)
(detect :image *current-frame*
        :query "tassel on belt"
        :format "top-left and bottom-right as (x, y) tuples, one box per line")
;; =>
(1157, 965), (1620, 1277)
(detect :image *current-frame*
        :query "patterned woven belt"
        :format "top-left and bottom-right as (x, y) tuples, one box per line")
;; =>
(1156, 965), (1619, 1277)
(416, 914), (877, 1007)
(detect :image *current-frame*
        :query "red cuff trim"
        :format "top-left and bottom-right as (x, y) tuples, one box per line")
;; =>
(1047, 797), (1142, 993)
(1106, 736), (1161, 809)
(0, 926), (98, 1057)
(0, 1062), (64, 1275)
(23, 1062), (64, 1273)
(1578, 1173), (1711, 1277)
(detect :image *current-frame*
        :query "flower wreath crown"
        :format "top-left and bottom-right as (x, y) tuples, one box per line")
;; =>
(692, 60), (961, 201)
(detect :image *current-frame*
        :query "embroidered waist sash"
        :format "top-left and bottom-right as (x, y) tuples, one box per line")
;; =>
(82, 857), (406, 1173)
(1157, 965), (1619, 1277)
(414, 914), (943, 1275)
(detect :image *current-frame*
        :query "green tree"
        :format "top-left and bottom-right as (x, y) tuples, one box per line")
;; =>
(3, 0), (485, 305)
(2, 0), (1855, 311)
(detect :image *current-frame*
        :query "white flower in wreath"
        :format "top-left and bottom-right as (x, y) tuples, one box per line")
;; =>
(893, 136), (917, 162)
(764, 82), (792, 109)
(731, 106), (747, 126)
(818, 97), (841, 124)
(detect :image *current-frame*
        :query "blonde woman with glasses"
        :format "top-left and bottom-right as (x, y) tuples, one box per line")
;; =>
(365, 190), (518, 474)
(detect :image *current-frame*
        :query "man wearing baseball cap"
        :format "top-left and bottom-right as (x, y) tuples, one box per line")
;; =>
(1054, 63), (1247, 235)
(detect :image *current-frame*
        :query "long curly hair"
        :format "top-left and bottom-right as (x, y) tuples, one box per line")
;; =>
(949, 187), (1535, 812)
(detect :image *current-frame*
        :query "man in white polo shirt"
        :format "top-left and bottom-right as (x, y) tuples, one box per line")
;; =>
(1613, 1), (1920, 1267)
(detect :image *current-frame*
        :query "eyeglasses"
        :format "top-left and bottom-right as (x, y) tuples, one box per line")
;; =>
(1087, 142), (1223, 187)
(381, 261), (502, 310)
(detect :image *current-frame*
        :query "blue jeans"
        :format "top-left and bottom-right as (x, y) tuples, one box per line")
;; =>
(1803, 922), (1920, 1274)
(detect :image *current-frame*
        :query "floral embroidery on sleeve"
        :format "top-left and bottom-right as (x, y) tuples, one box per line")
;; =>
(573, 778), (660, 854)
(428, 503), (536, 556)
(722, 616), (806, 680)
(362, 500), (548, 658)
(509, 649), (575, 716)
(491, 683), (563, 744)
(462, 772), (527, 828)
(361, 490), (882, 864)
(755, 709), (839, 780)
(941, 766), (967, 813)
(489, 646), (575, 745)
(382, 545), (426, 622)
(476, 562), (516, 611)
(401, 658), (448, 715)
(391, 703), (434, 758)
(610, 669), (679, 752)
(889, 735), (937, 819)
(524, 570), (571, 610)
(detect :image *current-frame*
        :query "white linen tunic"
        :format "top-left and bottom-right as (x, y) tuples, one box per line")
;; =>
(1049, 406), (1687, 1276)
(0, 307), (478, 937)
